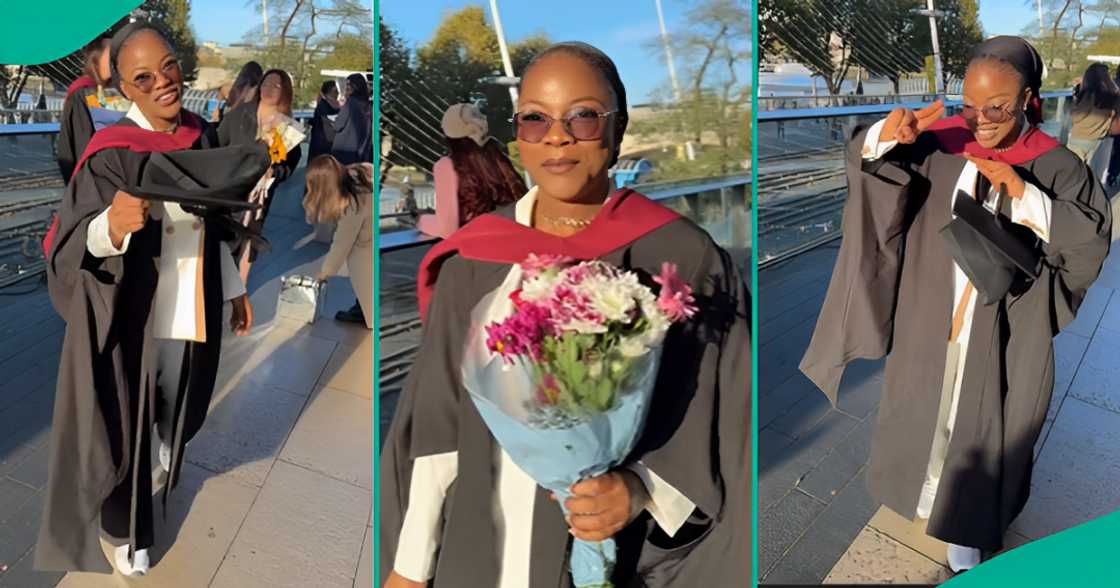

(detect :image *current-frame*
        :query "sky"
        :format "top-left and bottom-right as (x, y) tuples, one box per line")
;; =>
(189, 0), (263, 45)
(979, 0), (1109, 38)
(380, 0), (752, 104)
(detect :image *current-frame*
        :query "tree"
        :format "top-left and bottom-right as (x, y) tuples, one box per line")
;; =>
(850, 0), (926, 94)
(380, 17), (445, 174)
(932, 0), (985, 80)
(142, 0), (199, 82)
(632, 0), (751, 181)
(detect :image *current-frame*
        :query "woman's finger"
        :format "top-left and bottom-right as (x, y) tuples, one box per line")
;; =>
(571, 475), (612, 497)
(564, 495), (603, 516)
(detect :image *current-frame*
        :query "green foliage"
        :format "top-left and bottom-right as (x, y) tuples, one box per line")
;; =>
(143, 0), (199, 82)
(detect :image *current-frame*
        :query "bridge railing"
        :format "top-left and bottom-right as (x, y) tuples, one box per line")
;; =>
(378, 173), (753, 261)
(755, 92), (1074, 268)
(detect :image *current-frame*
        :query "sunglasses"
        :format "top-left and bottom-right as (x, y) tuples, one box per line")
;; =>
(511, 108), (615, 143)
(960, 103), (1016, 124)
(124, 59), (182, 94)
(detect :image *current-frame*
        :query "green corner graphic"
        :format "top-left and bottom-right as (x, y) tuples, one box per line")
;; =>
(0, 1), (140, 64)
(945, 511), (1120, 586)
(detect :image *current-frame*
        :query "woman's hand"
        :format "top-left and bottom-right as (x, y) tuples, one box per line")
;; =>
(382, 571), (425, 588)
(880, 100), (945, 145)
(107, 190), (150, 249)
(230, 294), (253, 336)
(559, 471), (641, 542)
(964, 154), (1026, 198)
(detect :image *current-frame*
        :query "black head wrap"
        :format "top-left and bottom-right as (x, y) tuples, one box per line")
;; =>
(108, 20), (172, 91)
(969, 36), (1045, 125)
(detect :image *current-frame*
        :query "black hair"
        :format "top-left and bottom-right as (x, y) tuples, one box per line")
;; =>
(320, 80), (338, 95)
(228, 61), (264, 108)
(346, 73), (370, 100)
(108, 20), (173, 90)
(1075, 63), (1118, 110)
(520, 41), (629, 167)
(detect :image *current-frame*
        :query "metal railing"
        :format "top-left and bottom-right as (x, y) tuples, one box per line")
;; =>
(756, 92), (1075, 269)
(378, 173), (753, 257)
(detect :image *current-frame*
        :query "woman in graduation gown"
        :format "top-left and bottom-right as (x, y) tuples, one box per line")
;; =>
(217, 68), (303, 277)
(34, 21), (256, 576)
(800, 36), (1111, 572)
(380, 42), (751, 588)
(56, 34), (112, 180)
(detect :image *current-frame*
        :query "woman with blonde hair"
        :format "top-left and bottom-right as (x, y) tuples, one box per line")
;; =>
(304, 154), (373, 328)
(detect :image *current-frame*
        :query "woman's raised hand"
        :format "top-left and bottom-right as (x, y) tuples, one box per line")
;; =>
(382, 571), (425, 588)
(880, 100), (945, 145)
(107, 190), (150, 249)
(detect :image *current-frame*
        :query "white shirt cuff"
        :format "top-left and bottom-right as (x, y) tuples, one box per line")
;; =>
(86, 207), (130, 257)
(1012, 182), (1052, 243)
(394, 451), (458, 582)
(861, 118), (899, 161)
(626, 462), (697, 538)
(218, 241), (246, 301)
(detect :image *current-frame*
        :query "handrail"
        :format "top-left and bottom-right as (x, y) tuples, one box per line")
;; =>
(379, 172), (752, 253)
(757, 91), (1073, 122)
(0, 110), (316, 135)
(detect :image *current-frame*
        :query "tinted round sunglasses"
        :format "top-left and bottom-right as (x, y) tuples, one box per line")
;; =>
(959, 103), (1017, 124)
(511, 108), (616, 143)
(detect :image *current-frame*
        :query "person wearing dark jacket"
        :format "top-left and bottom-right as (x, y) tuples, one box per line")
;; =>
(330, 73), (372, 165)
(309, 80), (340, 161)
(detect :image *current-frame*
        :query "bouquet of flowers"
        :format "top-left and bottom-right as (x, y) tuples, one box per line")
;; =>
(256, 112), (306, 165)
(460, 254), (697, 588)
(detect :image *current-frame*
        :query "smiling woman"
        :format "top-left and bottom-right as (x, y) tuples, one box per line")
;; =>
(799, 35), (1112, 574)
(380, 41), (751, 588)
(34, 20), (264, 578)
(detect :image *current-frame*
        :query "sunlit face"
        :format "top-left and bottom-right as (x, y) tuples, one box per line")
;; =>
(116, 30), (182, 125)
(962, 62), (1030, 149)
(516, 52), (618, 204)
(260, 72), (285, 107)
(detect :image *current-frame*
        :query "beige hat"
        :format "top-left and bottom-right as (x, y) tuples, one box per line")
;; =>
(441, 103), (489, 146)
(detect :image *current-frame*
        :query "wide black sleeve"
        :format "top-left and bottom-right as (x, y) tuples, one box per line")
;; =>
(272, 144), (301, 182)
(56, 93), (94, 181)
(379, 256), (473, 584)
(799, 125), (932, 403)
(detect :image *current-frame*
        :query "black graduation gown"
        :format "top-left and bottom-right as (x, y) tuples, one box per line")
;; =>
(217, 100), (302, 262)
(34, 118), (232, 572)
(308, 96), (339, 162)
(57, 87), (96, 181)
(801, 125), (1112, 550)
(331, 99), (372, 165)
(380, 209), (751, 587)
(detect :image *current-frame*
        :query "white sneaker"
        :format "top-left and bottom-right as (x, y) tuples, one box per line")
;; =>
(113, 544), (150, 577)
(947, 543), (981, 572)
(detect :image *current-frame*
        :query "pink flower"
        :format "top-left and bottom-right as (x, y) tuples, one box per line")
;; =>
(521, 253), (574, 279)
(486, 301), (557, 362)
(653, 262), (697, 322)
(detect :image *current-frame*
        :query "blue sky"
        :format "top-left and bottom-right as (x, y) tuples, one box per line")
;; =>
(189, 0), (262, 45)
(978, 0), (1109, 38)
(380, 0), (751, 104)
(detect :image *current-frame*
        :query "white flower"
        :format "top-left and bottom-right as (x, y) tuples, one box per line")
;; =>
(585, 275), (637, 322)
(520, 273), (561, 302)
(618, 336), (649, 358)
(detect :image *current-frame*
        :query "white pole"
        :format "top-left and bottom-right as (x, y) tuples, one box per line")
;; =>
(263, 0), (270, 41)
(488, 0), (518, 106)
(1038, 0), (1045, 36)
(655, 0), (695, 160)
(926, 0), (945, 94)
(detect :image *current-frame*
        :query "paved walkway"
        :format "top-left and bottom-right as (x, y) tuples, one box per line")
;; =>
(0, 165), (373, 587)
(759, 194), (1120, 584)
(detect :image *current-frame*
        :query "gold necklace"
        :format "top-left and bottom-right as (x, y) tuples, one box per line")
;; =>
(539, 214), (594, 228)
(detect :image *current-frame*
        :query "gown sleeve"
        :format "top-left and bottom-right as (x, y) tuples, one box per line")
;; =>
(1034, 151), (1112, 333)
(799, 123), (926, 404)
(633, 241), (751, 586)
(379, 256), (473, 585)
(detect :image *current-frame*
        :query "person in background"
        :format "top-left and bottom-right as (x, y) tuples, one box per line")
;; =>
(331, 73), (372, 165)
(414, 102), (525, 239)
(217, 61), (263, 124)
(1068, 62), (1120, 182)
(303, 155), (373, 328)
(309, 80), (340, 161)
(57, 35), (112, 180)
(218, 68), (303, 283)
(1105, 64), (1120, 187)
(211, 81), (231, 123)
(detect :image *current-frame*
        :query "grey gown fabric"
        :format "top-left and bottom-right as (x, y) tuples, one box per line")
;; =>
(380, 207), (751, 587)
(34, 119), (234, 572)
(801, 125), (1111, 550)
